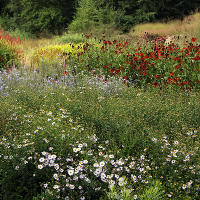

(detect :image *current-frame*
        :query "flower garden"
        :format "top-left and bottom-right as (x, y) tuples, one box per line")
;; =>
(0, 29), (200, 200)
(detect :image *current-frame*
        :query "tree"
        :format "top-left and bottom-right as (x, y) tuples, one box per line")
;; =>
(0, 0), (75, 35)
(68, 0), (122, 32)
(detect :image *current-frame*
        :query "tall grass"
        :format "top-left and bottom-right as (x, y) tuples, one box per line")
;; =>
(130, 12), (200, 38)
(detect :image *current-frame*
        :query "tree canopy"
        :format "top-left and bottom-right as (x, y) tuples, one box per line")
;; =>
(0, 0), (199, 35)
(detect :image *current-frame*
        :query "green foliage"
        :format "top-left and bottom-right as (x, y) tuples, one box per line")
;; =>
(30, 43), (84, 67)
(0, 73), (199, 199)
(7, 28), (35, 40)
(139, 180), (164, 200)
(104, 176), (135, 200)
(0, 32), (200, 199)
(0, 66), (200, 199)
(0, 0), (199, 34)
(68, 0), (101, 32)
(68, 0), (122, 33)
(54, 33), (96, 44)
(0, 0), (75, 35)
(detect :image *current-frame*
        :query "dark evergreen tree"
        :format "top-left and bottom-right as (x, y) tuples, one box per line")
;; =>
(0, 0), (75, 35)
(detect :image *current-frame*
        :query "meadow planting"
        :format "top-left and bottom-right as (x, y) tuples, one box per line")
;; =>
(0, 28), (200, 200)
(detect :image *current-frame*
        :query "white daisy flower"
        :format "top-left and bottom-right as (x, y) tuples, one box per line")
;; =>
(109, 154), (114, 159)
(68, 169), (74, 176)
(54, 164), (59, 170)
(38, 164), (43, 169)
(133, 195), (138, 199)
(53, 173), (59, 180)
(39, 157), (45, 162)
(69, 184), (75, 189)
(171, 160), (176, 164)
(83, 160), (88, 164)
(118, 181), (123, 186)
(93, 163), (99, 168)
(99, 161), (105, 167)
(41, 151), (47, 156)
(48, 155), (53, 160)
(73, 148), (78, 153)
(53, 185), (59, 189)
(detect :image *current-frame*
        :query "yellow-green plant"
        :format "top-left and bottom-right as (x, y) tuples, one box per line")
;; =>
(30, 43), (84, 66)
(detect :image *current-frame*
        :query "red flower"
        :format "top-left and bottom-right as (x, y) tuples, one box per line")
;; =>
(104, 66), (108, 69)
(103, 40), (107, 44)
(124, 41), (128, 46)
(168, 78), (173, 83)
(173, 56), (181, 61)
(152, 81), (158, 86)
(174, 77), (180, 82)
(115, 69), (120, 75)
(174, 64), (181, 70)
(109, 68), (115, 73)
(103, 78), (109, 83)
(169, 71), (174, 76)
(154, 74), (161, 79)
(64, 71), (68, 75)
(191, 37), (197, 43)
(122, 76), (127, 80)
(192, 56), (200, 61)
(142, 71), (147, 76)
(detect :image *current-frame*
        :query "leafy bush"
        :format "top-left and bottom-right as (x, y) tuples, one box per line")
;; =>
(0, 29), (23, 70)
(54, 33), (96, 44)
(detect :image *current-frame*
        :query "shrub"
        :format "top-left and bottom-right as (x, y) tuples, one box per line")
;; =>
(0, 29), (23, 70)
(54, 33), (96, 44)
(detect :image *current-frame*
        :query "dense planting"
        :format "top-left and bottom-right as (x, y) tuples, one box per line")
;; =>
(65, 36), (200, 90)
(0, 30), (23, 70)
(0, 32), (200, 199)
